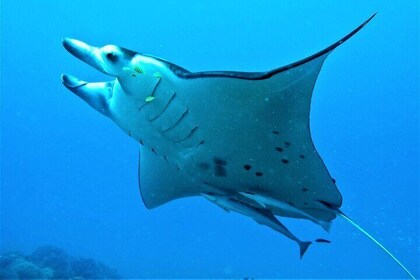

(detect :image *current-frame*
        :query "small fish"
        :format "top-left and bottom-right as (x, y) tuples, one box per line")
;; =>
(153, 72), (161, 78)
(239, 192), (332, 232)
(202, 193), (312, 258)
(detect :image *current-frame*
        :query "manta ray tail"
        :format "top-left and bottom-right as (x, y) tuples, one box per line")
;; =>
(338, 211), (416, 280)
(299, 241), (312, 259)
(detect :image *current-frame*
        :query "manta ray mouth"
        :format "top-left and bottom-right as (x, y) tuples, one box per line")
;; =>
(62, 37), (107, 74)
(62, 38), (116, 115)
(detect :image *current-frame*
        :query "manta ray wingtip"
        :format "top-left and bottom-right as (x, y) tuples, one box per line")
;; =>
(363, 13), (377, 26)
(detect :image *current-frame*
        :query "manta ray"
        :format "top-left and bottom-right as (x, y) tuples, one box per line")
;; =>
(61, 14), (415, 278)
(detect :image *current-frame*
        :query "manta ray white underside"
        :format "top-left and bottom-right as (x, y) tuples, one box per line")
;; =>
(60, 13), (416, 278)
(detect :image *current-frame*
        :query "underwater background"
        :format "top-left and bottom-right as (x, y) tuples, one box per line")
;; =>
(1, 0), (419, 278)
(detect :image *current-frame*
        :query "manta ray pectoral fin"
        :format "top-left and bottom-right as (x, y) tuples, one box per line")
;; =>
(172, 15), (377, 222)
(264, 13), (377, 79)
(138, 146), (202, 209)
(61, 74), (113, 116)
(177, 14), (376, 81)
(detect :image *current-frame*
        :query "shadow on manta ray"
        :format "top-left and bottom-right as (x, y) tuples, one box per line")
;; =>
(61, 13), (415, 279)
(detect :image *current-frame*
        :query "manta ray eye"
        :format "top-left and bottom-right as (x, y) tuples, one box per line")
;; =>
(105, 52), (118, 62)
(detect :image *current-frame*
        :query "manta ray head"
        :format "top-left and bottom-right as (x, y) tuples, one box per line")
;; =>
(62, 37), (136, 76)
(61, 38), (166, 123)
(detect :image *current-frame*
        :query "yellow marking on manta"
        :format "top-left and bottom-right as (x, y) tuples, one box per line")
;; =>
(145, 96), (155, 102)
(134, 65), (143, 74)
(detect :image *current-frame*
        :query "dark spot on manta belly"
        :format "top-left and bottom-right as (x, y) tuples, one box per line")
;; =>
(213, 157), (227, 166)
(302, 187), (308, 192)
(272, 130), (280, 135)
(332, 178), (336, 184)
(215, 165), (227, 177)
(243, 164), (252, 170)
(299, 154), (305, 159)
(275, 147), (284, 152)
(213, 157), (227, 176)
(284, 141), (291, 147)
(255, 172), (263, 177)
(281, 159), (289, 164)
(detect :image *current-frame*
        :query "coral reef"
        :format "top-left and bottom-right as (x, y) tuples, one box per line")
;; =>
(0, 246), (120, 279)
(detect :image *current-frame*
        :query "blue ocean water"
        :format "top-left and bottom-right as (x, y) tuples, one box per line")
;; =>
(1, 0), (419, 278)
